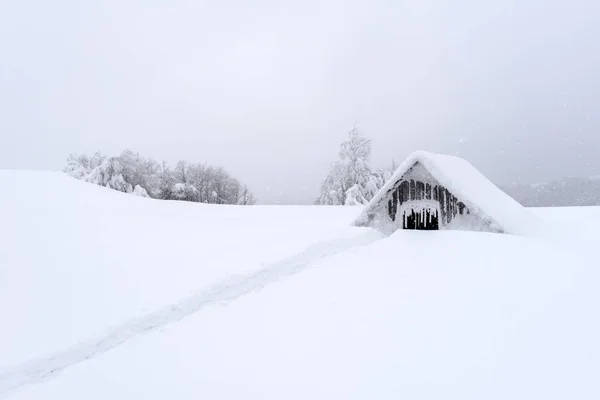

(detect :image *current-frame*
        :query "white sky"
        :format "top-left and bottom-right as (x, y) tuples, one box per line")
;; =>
(1, 0), (599, 204)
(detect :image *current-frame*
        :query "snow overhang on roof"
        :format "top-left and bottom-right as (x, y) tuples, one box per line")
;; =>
(354, 151), (538, 235)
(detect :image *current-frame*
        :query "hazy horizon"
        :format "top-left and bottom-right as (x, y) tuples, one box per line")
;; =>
(2, 0), (599, 204)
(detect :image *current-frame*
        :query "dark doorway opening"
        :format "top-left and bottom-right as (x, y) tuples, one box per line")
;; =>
(403, 209), (439, 230)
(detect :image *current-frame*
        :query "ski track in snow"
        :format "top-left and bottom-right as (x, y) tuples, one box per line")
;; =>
(0, 231), (382, 399)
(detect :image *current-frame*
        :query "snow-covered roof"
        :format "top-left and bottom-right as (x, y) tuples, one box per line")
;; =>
(354, 151), (537, 235)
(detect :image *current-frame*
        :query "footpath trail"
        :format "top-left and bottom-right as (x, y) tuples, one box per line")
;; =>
(0, 231), (383, 399)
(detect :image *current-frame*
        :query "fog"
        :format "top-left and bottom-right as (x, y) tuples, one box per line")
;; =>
(1, 0), (599, 204)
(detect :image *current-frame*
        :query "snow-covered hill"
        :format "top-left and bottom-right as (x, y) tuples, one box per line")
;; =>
(1, 171), (599, 399)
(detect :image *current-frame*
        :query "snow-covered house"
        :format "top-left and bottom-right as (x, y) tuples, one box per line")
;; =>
(354, 151), (535, 235)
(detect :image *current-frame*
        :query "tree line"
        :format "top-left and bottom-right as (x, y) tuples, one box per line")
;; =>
(65, 126), (391, 207)
(65, 150), (256, 205)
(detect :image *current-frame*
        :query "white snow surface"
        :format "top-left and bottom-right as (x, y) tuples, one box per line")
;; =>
(355, 151), (538, 235)
(1, 171), (600, 399)
(0, 171), (366, 368)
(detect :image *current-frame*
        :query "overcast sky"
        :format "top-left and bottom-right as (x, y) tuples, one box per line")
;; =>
(1, 0), (599, 204)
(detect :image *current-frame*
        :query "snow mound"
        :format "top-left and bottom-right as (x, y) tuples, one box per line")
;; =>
(132, 185), (149, 197)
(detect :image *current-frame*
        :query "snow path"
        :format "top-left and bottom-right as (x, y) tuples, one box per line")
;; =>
(0, 231), (382, 399)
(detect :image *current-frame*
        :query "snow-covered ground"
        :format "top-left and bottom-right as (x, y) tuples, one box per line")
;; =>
(1, 171), (599, 399)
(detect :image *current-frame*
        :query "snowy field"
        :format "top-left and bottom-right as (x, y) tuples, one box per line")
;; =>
(1, 171), (599, 399)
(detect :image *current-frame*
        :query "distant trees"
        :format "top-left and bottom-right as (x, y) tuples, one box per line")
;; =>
(316, 126), (393, 205)
(64, 150), (256, 205)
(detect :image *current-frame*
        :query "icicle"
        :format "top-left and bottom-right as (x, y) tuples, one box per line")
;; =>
(443, 191), (447, 210)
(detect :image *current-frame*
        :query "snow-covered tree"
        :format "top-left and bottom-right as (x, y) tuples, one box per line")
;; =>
(316, 161), (345, 205)
(64, 150), (256, 205)
(344, 184), (368, 205)
(237, 184), (257, 205)
(158, 161), (176, 200)
(64, 153), (90, 179)
(118, 149), (161, 197)
(171, 182), (199, 202)
(316, 126), (390, 205)
(83, 157), (132, 193)
(107, 173), (133, 193)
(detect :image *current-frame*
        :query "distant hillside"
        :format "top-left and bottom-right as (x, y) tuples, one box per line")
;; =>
(503, 177), (600, 207)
